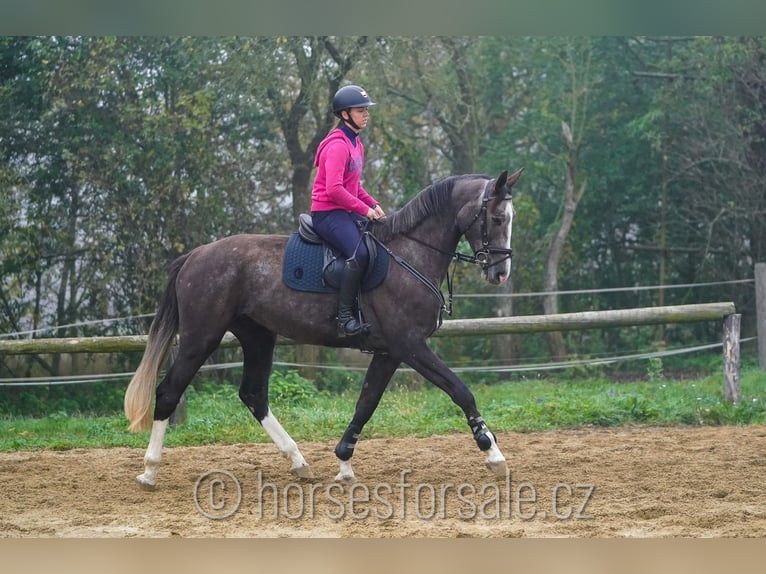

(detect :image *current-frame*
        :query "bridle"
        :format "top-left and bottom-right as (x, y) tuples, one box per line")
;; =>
(458, 178), (514, 271)
(364, 176), (514, 328)
(397, 177), (513, 270)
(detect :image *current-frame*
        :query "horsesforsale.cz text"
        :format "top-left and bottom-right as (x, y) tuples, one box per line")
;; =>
(193, 468), (595, 522)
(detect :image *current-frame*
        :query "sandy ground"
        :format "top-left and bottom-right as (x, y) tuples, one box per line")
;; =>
(1, 425), (765, 538)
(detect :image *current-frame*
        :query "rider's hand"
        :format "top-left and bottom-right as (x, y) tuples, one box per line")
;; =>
(367, 205), (386, 220)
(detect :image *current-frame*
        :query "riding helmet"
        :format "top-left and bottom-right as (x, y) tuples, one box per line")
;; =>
(332, 85), (376, 117)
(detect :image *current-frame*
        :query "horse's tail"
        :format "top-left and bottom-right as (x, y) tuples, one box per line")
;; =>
(124, 253), (189, 432)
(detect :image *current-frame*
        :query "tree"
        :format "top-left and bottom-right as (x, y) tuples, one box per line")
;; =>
(0, 37), (288, 375)
(514, 38), (600, 360)
(230, 36), (373, 227)
(670, 38), (766, 271)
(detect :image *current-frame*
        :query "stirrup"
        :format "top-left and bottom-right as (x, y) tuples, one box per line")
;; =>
(337, 316), (370, 337)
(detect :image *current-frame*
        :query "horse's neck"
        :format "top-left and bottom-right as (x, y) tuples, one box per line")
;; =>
(396, 217), (461, 280)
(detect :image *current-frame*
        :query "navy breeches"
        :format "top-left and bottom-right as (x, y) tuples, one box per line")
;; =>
(311, 209), (370, 268)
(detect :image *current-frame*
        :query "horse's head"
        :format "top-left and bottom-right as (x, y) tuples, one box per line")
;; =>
(459, 168), (523, 285)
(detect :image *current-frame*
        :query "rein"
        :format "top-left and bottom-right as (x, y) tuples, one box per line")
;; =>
(365, 232), (448, 325)
(364, 178), (513, 329)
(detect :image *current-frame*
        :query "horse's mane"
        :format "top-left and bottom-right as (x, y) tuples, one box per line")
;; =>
(373, 174), (488, 241)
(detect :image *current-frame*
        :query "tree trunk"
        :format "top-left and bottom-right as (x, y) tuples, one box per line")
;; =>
(542, 121), (586, 362)
(492, 276), (520, 375)
(290, 163), (313, 225)
(274, 37), (365, 380)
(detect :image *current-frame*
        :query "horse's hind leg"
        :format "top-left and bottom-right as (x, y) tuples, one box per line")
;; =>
(137, 332), (224, 489)
(233, 319), (312, 479)
(334, 353), (401, 483)
(136, 418), (169, 489)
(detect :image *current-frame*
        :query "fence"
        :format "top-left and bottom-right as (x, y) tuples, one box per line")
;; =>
(756, 263), (766, 371)
(0, 301), (745, 403)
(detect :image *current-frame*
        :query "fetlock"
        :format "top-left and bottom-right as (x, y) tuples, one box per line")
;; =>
(468, 415), (495, 451)
(334, 424), (362, 461)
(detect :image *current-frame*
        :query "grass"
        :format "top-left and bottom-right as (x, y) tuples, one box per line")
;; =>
(0, 367), (764, 451)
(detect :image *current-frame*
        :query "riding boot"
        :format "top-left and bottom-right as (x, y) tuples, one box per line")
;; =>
(337, 258), (370, 336)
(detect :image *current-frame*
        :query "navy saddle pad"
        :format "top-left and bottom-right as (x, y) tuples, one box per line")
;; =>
(282, 232), (389, 294)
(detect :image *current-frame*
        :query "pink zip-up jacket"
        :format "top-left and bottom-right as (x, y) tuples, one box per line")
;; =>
(310, 128), (378, 216)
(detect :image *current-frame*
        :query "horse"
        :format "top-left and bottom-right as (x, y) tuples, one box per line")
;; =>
(124, 168), (523, 488)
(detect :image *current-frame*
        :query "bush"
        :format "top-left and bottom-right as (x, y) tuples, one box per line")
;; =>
(0, 380), (127, 418)
(315, 368), (359, 394)
(269, 369), (322, 404)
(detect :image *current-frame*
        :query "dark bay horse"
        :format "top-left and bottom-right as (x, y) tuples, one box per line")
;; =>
(124, 168), (523, 488)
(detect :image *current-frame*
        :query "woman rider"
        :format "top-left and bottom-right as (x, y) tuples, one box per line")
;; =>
(310, 85), (386, 336)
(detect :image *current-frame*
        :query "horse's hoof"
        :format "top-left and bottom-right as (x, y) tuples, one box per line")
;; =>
(290, 464), (314, 479)
(486, 460), (509, 479)
(334, 472), (356, 484)
(135, 474), (156, 491)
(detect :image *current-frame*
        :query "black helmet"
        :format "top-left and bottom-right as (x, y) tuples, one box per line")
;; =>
(332, 85), (376, 117)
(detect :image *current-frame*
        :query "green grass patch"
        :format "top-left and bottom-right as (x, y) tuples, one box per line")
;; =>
(0, 367), (764, 451)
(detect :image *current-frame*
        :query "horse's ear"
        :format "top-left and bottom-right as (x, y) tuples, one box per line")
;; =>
(492, 171), (509, 199)
(496, 170), (508, 188)
(506, 167), (524, 188)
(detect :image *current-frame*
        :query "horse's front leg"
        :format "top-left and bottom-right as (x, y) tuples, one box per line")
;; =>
(334, 353), (401, 483)
(402, 339), (508, 478)
(467, 415), (508, 478)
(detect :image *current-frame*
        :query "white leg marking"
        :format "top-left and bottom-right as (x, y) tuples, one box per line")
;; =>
(484, 432), (509, 478)
(335, 459), (356, 483)
(136, 418), (168, 489)
(261, 409), (312, 478)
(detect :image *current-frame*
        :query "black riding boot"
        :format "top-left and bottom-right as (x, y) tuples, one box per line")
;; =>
(337, 258), (370, 336)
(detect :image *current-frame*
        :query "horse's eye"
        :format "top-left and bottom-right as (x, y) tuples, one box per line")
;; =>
(492, 216), (504, 226)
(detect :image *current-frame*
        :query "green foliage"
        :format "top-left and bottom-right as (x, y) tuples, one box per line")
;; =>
(1, 36), (764, 398)
(646, 358), (665, 382)
(0, 367), (764, 451)
(0, 381), (127, 418)
(314, 368), (360, 394)
(268, 369), (323, 404)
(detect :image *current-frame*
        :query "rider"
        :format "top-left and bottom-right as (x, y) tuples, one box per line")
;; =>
(310, 84), (386, 337)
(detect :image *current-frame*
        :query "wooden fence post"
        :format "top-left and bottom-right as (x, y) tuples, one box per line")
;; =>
(755, 263), (766, 370)
(722, 313), (741, 404)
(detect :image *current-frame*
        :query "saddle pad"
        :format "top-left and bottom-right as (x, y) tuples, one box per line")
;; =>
(282, 232), (389, 293)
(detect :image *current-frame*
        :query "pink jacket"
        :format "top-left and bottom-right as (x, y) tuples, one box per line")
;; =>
(311, 128), (377, 216)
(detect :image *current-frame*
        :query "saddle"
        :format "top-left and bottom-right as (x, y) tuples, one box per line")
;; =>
(282, 214), (388, 294)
